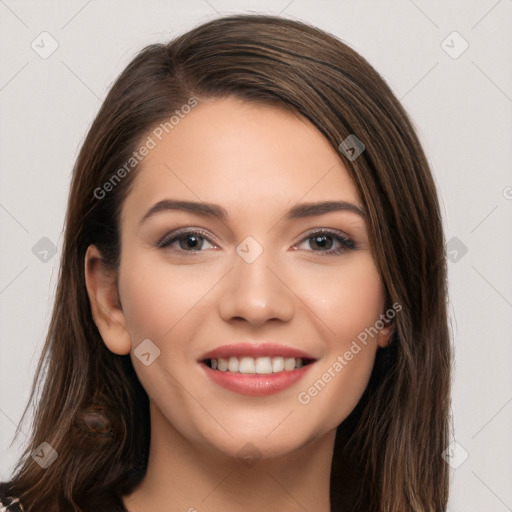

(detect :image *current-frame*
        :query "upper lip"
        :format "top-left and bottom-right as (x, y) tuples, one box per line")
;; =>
(199, 343), (319, 362)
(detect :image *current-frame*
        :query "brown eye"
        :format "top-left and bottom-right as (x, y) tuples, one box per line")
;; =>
(158, 229), (216, 252)
(295, 229), (356, 255)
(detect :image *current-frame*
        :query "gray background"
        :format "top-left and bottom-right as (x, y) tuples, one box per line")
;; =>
(1, 1), (511, 510)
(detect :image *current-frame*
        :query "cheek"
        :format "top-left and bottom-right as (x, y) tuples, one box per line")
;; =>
(117, 264), (168, 344)
(116, 253), (208, 435)
(293, 253), (385, 342)
(297, 347), (376, 435)
(292, 256), (385, 426)
(117, 252), (209, 347)
(296, 322), (381, 435)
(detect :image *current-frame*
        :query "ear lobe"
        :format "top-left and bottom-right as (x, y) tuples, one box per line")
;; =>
(377, 319), (394, 348)
(84, 245), (131, 355)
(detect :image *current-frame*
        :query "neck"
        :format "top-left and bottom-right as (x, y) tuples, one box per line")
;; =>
(122, 401), (336, 512)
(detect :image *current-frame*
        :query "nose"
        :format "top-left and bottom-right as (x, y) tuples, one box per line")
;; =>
(218, 248), (295, 327)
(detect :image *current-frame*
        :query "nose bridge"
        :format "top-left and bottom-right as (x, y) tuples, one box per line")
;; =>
(218, 236), (295, 325)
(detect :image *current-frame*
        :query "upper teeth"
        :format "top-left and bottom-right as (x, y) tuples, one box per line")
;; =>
(210, 356), (304, 374)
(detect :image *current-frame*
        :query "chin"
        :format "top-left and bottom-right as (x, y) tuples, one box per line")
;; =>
(195, 422), (324, 462)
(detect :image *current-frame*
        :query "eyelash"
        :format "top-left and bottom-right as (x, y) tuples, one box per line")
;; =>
(157, 228), (356, 256)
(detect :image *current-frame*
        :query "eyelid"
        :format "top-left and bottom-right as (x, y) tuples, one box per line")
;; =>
(292, 227), (356, 253)
(296, 227), (355, 245)
(157, 227), (219, 249)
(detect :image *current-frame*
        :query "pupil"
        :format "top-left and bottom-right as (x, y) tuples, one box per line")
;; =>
(313, 235), (332, 250)
(181, 235), (200, 250)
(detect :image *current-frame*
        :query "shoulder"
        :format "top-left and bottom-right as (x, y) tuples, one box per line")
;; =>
(0, 494), (24, 512)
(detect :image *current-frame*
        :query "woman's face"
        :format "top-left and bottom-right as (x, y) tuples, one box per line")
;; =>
(103, 97), (391, 459)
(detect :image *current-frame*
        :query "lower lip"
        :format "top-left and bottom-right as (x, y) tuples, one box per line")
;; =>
(201, 363), (314, 396)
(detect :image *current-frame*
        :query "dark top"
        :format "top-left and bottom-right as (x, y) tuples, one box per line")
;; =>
(0, 482), (131, 511)
(0, 493), (131, 512)
(0, 494), (24, 511)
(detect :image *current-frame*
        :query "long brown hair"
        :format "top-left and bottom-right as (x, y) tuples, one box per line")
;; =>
(1, 14), (451, 511)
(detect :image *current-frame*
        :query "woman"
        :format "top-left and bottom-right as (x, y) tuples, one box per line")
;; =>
(0, 13), (451, 512)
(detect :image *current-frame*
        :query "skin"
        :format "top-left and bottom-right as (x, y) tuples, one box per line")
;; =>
(85, 97), (392, 512)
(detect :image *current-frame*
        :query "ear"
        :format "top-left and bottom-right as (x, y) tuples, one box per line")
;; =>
(84, 245), (131, 355)
(377, 318), (394, 349)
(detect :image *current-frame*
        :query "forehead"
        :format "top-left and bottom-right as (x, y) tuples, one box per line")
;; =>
(121, 97), (362, 223)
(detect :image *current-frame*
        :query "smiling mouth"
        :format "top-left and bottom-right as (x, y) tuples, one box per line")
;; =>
(203, 356), (315, 374)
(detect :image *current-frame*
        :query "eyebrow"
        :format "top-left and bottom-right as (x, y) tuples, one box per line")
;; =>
(139, 199), (366, 225)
